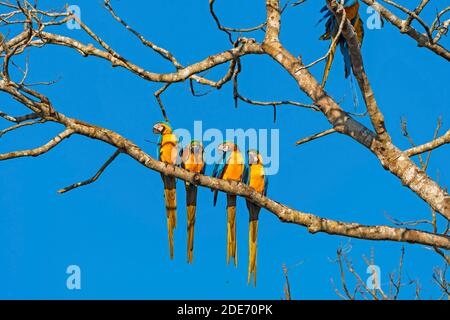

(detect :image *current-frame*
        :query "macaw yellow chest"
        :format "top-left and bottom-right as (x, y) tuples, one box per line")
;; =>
(184, 153), (204, 173)
(249, 164), (265, 194)
(223, 151), (244, 181)
(160, 133), (178, 164)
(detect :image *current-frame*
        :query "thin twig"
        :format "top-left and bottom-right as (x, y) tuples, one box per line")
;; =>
(58, 149), (121, 194)
(295, 128), (337, 146)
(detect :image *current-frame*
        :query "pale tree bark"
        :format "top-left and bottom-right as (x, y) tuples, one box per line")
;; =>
(0, 0), (449, 257)
(361, 0), (450, 61)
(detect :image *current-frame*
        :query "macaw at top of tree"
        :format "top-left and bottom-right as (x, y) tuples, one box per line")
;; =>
(319, 0), (364, 87)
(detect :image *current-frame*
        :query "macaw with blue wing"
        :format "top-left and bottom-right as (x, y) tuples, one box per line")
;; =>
(212, 141), (245, 267)
(180, 140), (205, 264)
(243, 150), (268, 287)
(153, 121), (179, 260)
(319, 0), (364, 87)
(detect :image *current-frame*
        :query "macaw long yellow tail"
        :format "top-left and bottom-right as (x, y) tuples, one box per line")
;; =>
(321, 36), (338, 88)
(186, 185), (198, 264)
(163, 175), (177, 260)
(247, 202), (260, 287)
(226, 194), (237, 267)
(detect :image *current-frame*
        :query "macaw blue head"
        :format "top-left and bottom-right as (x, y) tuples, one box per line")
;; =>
(152, 121), (172, 135)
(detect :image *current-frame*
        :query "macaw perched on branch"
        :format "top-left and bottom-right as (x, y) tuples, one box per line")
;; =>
(153, 122), (178, 260)
(212, 141), (245, 267)
(243, 150), (268, 287)
(180, 140), (205, 264)
(319, 0), (364, 87)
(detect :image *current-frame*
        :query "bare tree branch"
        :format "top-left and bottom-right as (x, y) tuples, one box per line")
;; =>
(263, 0), (450, 219)
(0, 118), (45, 137)
(32, 32), (263, 84)
(361, 0), (450, 61)
(333, 246), (421, 300)
(0, 0), (449, 262)
(0, 128), (73, 160)
(58, 149), (121, 194)
(0, 110), (40, 123)
(328, 0), (390, 142)
(405, 129), (450, 157)
(295, 128), (337, 146)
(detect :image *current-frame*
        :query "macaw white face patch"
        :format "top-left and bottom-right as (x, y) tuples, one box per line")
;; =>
(153, 123), (165, 134)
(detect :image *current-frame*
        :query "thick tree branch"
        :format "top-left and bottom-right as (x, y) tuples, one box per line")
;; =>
(2, 81), (449, 249)
(0, 0), (449, 252)
(262, 0), (450, 219)
(329, 0), (390, 142)
(59, 112), (450, 250)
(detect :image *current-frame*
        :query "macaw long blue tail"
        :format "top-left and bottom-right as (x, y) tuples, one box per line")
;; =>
(340, 41), (352, 79)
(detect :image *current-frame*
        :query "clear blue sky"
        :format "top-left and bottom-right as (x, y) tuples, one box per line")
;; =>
(0, 0), (448, 299)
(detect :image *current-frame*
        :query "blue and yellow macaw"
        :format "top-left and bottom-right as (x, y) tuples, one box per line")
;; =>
(212, 141), (245, 267)
(180, 140), (205, 264)
(153, 121), (178, 260)
(319, 0), (364, 87)
(243, 150), (268, 287)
